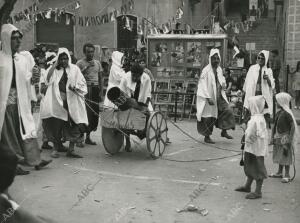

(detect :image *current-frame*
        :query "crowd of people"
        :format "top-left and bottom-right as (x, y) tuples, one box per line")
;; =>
(0, 21), (299, 222)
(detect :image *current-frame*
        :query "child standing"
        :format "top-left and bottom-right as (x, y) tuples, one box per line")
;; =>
(235, 95), (269, 199)
(270, 92), (298, 183)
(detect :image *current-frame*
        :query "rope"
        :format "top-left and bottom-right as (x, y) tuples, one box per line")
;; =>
(72, 90), (244, 163)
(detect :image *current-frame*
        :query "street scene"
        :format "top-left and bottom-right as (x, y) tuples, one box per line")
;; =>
(0, 0), (300, 223)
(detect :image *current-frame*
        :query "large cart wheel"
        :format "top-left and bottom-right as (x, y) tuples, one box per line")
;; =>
(146, 111), (168, 159)
(102, 127), (124, 155)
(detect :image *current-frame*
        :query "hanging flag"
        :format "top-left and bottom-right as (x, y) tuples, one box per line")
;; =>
(125, 16), (132, 31)
(78, 16), (84, 26)
(96, 16), (101, 25)
(137, 24), (143, 35)
(75, 1), (81, 9)
(162, 23), (169, 34)
(233, 45), (240, 59)
(90, 16), (97, 26)
(66, 14), (71, 25)
(45, 8), (52, 19)
(176, 7), (184, 19)
(85, 16), (90, 26)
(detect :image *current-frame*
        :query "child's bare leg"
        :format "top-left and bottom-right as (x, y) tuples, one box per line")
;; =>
(284, 165), (290, 178)
(246, 179), (263, 199)
(277, 165), (283, 175)
(235, 177), (253, 192)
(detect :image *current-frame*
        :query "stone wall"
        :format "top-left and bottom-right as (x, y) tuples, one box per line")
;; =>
(285, 0), (300, 68)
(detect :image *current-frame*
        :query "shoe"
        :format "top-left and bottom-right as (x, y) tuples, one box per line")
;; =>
(245, 192), (262, 199)
(51, 151), (60, 158)
(281, 177), (291, 183)
(269, 173), (283, 178)
(204, 136), (215, 144)
(221, 131), (233, 139)
(76, 142), (85, 148)
(235, 186), (251, 193)
(66, 152), (83, 158)
(35, 160), (52, 170)
(41, 142), (53, 150)
(16, 166), (30, 175)
(57, 144), (68, 152)
(85, 138), (97, 145)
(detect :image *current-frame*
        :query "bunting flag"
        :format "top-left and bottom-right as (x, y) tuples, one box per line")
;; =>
(75, 1), (81, 9)
(162, 23), (169, 34)
(176, 7), (184, 19)
(125, 16), (132, 31)
(137, 24), (143, 35)
(66, 14), (71, 25)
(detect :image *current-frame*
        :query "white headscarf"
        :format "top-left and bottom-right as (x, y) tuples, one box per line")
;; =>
(248, 95), (267, 138)
(275, 92), (298, 151)
(208, 48), (221, 66)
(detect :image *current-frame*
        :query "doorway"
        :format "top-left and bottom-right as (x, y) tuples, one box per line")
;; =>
(35, 13), (74, 52)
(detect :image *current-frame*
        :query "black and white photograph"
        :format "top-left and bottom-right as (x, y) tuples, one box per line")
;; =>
(0, 0), (299, 222)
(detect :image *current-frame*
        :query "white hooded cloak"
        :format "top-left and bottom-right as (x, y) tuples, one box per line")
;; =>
(244, 95), (269, 157)
(103, 51), (125, 109)
(0, 24), (37, 140)
(40, 48), (88, 125)
(243, 50), (275, 115)
(196, 48), (229, 121)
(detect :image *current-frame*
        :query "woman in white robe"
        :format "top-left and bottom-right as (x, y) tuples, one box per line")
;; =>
(196, 48), (235, 144)
(40, 48), (88, 158)
(103, 51), (125, 109)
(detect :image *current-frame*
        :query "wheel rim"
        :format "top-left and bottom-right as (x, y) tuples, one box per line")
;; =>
(146, 112), (168, 158)
(102, 127), (124, 154)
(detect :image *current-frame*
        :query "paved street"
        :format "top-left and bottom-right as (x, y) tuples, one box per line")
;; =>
(10, 120), (300, 223)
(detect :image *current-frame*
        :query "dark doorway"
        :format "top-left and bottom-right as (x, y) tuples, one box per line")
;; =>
(36, 13), (74, 52)
(116, 15), (137, 50)
(225, 0), (249, 16)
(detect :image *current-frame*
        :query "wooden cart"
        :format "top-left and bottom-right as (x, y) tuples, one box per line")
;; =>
(101, 108), (168, 159)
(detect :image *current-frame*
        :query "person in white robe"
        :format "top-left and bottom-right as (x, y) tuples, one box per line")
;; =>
(235, 95), (268, 199)
(103, 51), (125, 109)
(40, 48), (88, 158)
(0, 24), (51, 174)
(243, 50), (275, 126)
(114, 64), (152, 152)
(196, 48), (235, 144)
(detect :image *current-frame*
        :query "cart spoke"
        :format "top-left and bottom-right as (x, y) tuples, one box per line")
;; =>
(160, 137), (166, 145)
(149, 135), (156, 142)
(155, 114), (159, 129)
(158, 140), (161, 156)
(161, 128), (168, 134)
(153, 140), (158, 154)
(159, 115), (164, 129)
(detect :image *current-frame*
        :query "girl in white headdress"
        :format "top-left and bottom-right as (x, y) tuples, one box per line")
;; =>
(269, 92), (298, 183)
(235, 95), (268, 199)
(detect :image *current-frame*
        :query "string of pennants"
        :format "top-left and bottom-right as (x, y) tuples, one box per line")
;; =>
(7, 0), (184, 35)
(7, 0), (135, 27)
(7, 0), (81, 24)
(137, 0), (185, 36)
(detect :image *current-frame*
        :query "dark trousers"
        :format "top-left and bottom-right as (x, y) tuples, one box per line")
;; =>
(86, 85), (100, 133)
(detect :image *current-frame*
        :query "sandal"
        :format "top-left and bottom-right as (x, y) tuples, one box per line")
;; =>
(245, 192), (262, 199)
(269, 173), (283, 178)
(281, 177), (291, 183)
(235, 186), (251, 193)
